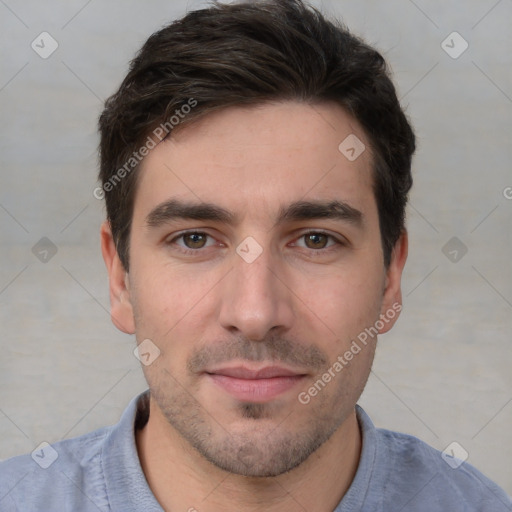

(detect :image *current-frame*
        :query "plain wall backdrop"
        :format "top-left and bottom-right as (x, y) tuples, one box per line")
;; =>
(1, 0), (511, 497)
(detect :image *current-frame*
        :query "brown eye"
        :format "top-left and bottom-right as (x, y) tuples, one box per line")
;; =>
(304, 233), (329, 249)
(182, 232), (208, 249)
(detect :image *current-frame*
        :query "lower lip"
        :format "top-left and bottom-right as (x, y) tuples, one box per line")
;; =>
(207, 374), (305, 402)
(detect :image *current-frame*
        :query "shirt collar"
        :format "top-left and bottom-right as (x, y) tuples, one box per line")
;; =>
(102, 390), (162, 512)
(333, 404), (378, 510)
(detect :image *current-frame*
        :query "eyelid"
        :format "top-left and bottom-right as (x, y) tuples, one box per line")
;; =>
(289, 229), (345, 249)
(166, 230), (218, 247)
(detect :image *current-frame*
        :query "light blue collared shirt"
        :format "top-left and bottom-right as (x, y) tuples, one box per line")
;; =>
(1, 390), (510, 511)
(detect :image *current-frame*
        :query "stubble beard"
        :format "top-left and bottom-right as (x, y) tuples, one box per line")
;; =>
(147, 370), (355, 478)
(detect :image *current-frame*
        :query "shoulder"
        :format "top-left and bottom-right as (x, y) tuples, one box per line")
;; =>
(0, 426), (111, 512)
(375, 427), (512, 511)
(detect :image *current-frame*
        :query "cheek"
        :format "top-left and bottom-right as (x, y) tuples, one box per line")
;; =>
(129, 258), (219, 357)
(292, 260), (384, 337)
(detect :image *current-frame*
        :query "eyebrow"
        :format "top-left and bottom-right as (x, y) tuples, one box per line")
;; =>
(145, 198), (363, 229)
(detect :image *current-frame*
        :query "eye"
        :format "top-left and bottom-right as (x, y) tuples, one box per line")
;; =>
(167, 231), (217, 253)
(293, 231), (341, 251)
(181, 232), (209, 249)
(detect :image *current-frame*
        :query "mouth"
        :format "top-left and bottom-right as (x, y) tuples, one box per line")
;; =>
(204, 365), (308, 403)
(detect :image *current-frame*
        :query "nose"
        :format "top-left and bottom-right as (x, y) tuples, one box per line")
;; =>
(218, 245), (295, 341)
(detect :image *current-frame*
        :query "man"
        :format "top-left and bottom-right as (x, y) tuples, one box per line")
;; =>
(1, 0), (510, 510)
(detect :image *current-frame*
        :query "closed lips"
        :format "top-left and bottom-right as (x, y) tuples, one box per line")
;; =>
(205, 366), (306, 379)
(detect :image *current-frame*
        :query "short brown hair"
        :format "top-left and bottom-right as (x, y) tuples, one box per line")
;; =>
(98, 0), (415, 271)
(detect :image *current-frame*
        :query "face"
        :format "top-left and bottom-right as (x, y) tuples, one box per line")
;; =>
(102, 100), (407, 477)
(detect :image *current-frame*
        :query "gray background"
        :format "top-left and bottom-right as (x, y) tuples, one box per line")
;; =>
(1, 0), (511, 497)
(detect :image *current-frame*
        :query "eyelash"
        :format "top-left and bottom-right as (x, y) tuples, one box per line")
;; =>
(166, 230), (344, 256)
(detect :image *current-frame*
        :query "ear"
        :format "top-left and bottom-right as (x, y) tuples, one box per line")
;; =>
(378, 230), (408, 334)
(100, 220), (136, 334)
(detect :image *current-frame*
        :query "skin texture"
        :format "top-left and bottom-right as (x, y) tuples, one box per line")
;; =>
(101, 100), (408, 512)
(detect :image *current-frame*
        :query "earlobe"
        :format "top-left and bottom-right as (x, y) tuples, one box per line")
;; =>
(100, 220), (136, 334)
(378, 230), (408, 334)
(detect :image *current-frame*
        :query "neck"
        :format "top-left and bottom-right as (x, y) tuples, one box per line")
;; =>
(136, 396), (361, 512)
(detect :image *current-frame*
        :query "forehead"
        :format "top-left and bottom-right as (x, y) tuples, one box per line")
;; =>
(133, 100), (375, 224)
